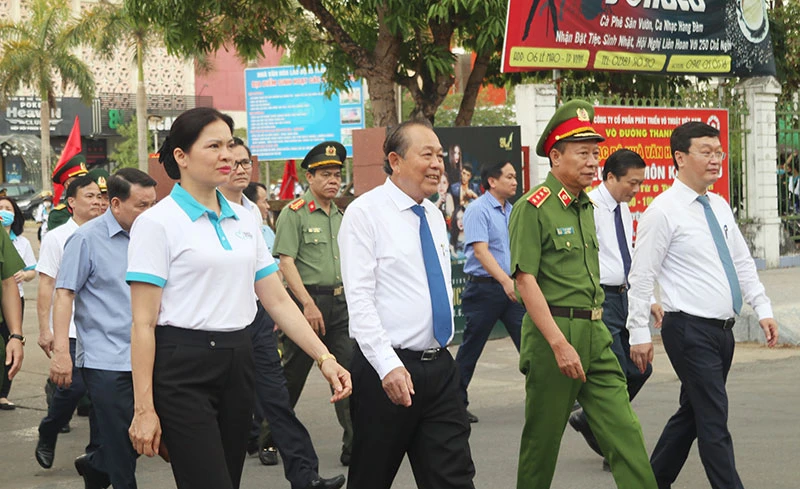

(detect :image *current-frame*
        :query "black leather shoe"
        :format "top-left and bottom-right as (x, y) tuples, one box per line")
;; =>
(60, 423), (71, 434)
(568, 411), (603, 457)
(259, 447), (278, 466)
(602, 458), (611, 472)
(305, 474), (346, 489)
(465, 409), (479, 423)
(35, 435), (56, 469)
(246, 438), (259, 456)
(74, 454), (110, 489)
(339, 450), (350, 466)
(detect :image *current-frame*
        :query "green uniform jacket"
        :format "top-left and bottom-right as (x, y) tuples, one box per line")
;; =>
(509, 172), (604, 309)
(47, 204), (71, 232)
(273, 190), (343, 286)
(0, 226), (25, 324)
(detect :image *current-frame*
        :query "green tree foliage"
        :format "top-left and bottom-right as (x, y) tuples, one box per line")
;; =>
(0, 0), (99, 190)
(125, 0), (507, 127)
(770, 0), (800, 93)
(109, 115), (154, 169)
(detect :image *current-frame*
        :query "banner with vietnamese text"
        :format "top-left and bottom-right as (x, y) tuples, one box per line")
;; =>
(502, 0), (775, 77)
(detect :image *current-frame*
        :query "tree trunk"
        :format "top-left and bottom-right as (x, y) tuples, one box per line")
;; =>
(136, 42), (148, 172)
(454, 50), (492, 127)
(363, 67), (399, 127)
(40, 98), (51, 192)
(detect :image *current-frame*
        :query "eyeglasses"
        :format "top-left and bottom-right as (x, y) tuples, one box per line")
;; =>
(233, 159), (253, 170)
(688, 151), (726, 161)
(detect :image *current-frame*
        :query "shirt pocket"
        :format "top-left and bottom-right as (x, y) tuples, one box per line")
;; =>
(551, 234), (582, 272)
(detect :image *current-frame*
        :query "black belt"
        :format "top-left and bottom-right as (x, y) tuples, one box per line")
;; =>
(305, 284), (344, 296)
(601, 284), (627, 294)
(666, 311), (736, 330)
(549, 306), (603, 321)
(395, 347), (444, 362)
(467, 274), (497, 284)
(155, 325), (251, 348)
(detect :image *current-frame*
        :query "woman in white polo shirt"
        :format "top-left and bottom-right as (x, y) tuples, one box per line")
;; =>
(126, 107), (351, 489)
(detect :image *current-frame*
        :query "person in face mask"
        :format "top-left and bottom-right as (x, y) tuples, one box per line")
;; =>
(0, 196), (35, 410)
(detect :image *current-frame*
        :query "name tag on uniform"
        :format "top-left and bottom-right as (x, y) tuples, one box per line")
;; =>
(556, 227), (575, 235)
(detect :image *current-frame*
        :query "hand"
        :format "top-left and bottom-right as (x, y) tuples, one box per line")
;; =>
(630, 342), (654, 374)
(381, 366), (415, 407)
(650, 303), (664, 329)
(129, 409), (162, 457)
(302, 301), (325, 336)
(501, 278), (518, 303)
(5, 339), (23, 380)
(759, 318), (779, 347)
(551, 340), (586, 382)
(38, 330), (54, 358)
(319, 359), (352, 403)
(49, 350), (73, 388)
(12, 271), (25, 284)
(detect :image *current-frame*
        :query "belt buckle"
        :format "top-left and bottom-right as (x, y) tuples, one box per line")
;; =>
(332, 286), (343, 296)
(722, 318), (736, 330)
(591, 308), (603, 321)
(420, 348), (440, 361)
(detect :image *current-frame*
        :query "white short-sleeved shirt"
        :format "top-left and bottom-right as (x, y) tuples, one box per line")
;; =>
(11, 233), (36, 297)
(36, 218), (79, 338)
(126, 184), (278, 332)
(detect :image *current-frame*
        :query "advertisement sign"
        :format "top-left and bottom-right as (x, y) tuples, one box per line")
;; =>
(245, 66), (364, 161)
(590, 106), (730, 230)
(430, 126), (523, 333)
(0, 97), (92, 136)
(502, 0), (775, 77)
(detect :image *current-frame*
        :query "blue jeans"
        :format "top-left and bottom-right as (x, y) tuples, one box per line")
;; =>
(81, 368), (138, 489)
(455, 280), (524, 406)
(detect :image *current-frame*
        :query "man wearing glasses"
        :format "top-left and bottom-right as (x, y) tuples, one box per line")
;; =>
(273, 141), (355, 467)
(626, 121), (778, 489)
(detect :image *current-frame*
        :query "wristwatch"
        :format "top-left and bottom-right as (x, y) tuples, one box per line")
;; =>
(8, 334), (25, 346)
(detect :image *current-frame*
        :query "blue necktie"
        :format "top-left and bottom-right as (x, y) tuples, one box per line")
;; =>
(614, 204), (632, 283)
(411, 205), (451, 347)
(697, 195), (743, 314)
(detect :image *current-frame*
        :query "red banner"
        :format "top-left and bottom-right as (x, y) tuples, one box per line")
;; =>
(502, 0), (775, 77)
(590, 106), (729, 227)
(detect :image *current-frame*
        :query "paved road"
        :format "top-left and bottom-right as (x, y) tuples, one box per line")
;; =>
(2, 224), (799, 488)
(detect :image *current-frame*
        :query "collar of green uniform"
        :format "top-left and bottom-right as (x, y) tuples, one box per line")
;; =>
(544, 172), (590, 207)
(170, 183), (239, 222)
(303, 189), (338, 213)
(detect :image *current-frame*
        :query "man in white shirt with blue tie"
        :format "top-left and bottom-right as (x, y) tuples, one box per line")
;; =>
(626, 121), (779, 489)
(339, 119), (475, 489)
(570, 148), (662, 469)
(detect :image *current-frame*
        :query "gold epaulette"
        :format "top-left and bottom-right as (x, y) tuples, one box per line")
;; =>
(288, 199), (305, 211)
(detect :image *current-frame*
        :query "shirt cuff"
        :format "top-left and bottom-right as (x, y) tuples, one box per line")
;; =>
(255, 263), (279, 282)
(628, 327), (652, 346)
(126, 272), (167, 287)
(373, 348), (405, 381)
(753, 303), (774, 321)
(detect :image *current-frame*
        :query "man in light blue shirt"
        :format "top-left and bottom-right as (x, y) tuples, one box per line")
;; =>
(455, 161), (524, 423)
(49, 168), (157, 489)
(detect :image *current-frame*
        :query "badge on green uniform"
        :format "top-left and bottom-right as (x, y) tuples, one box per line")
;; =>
(307, 227), (321, 233)
(556, 227), (575, 235)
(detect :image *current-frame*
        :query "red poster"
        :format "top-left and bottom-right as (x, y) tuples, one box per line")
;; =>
(591, 106), (729, 226)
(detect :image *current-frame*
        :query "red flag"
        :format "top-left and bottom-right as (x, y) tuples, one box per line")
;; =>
(278, 160), (299, 199)
(52, 116), (82, 204)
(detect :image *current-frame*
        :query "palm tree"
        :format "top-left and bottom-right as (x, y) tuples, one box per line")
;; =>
(0, 0), (98, 191)
(92, 1), (156, 172)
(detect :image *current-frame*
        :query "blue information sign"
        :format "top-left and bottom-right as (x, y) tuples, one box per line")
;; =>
(244, 66), (364, 161)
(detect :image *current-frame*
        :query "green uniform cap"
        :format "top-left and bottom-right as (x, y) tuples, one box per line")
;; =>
(536, 99), (605, 157)
(87, 168), (110, 193)
(52, 155), (88, 185)
(301, 141), (346, 171)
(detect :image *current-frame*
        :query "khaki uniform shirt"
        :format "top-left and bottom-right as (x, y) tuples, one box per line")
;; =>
(509, 172), (604, 309)
(273, 190), (343, 286)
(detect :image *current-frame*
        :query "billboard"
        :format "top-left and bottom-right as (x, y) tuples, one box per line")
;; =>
(502, 0), (775, 77)
(590, 105), (730, 231)
(245, 66), (364, 161)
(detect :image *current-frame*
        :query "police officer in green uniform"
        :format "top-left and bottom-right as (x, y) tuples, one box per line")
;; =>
(47, 155), (89, 232)
(273, 141), (354, 466)
(0, 223), (25, 397)
(509, 100), (657, 489)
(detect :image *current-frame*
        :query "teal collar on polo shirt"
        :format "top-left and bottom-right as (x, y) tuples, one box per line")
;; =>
(170, 183), (240, 222)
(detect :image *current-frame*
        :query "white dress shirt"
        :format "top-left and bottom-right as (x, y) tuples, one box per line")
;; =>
(37, 218), (79, 339)
(626, 178), (773, 345)
(588, 183), (632, 286)
(339, 178), (454, 380)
